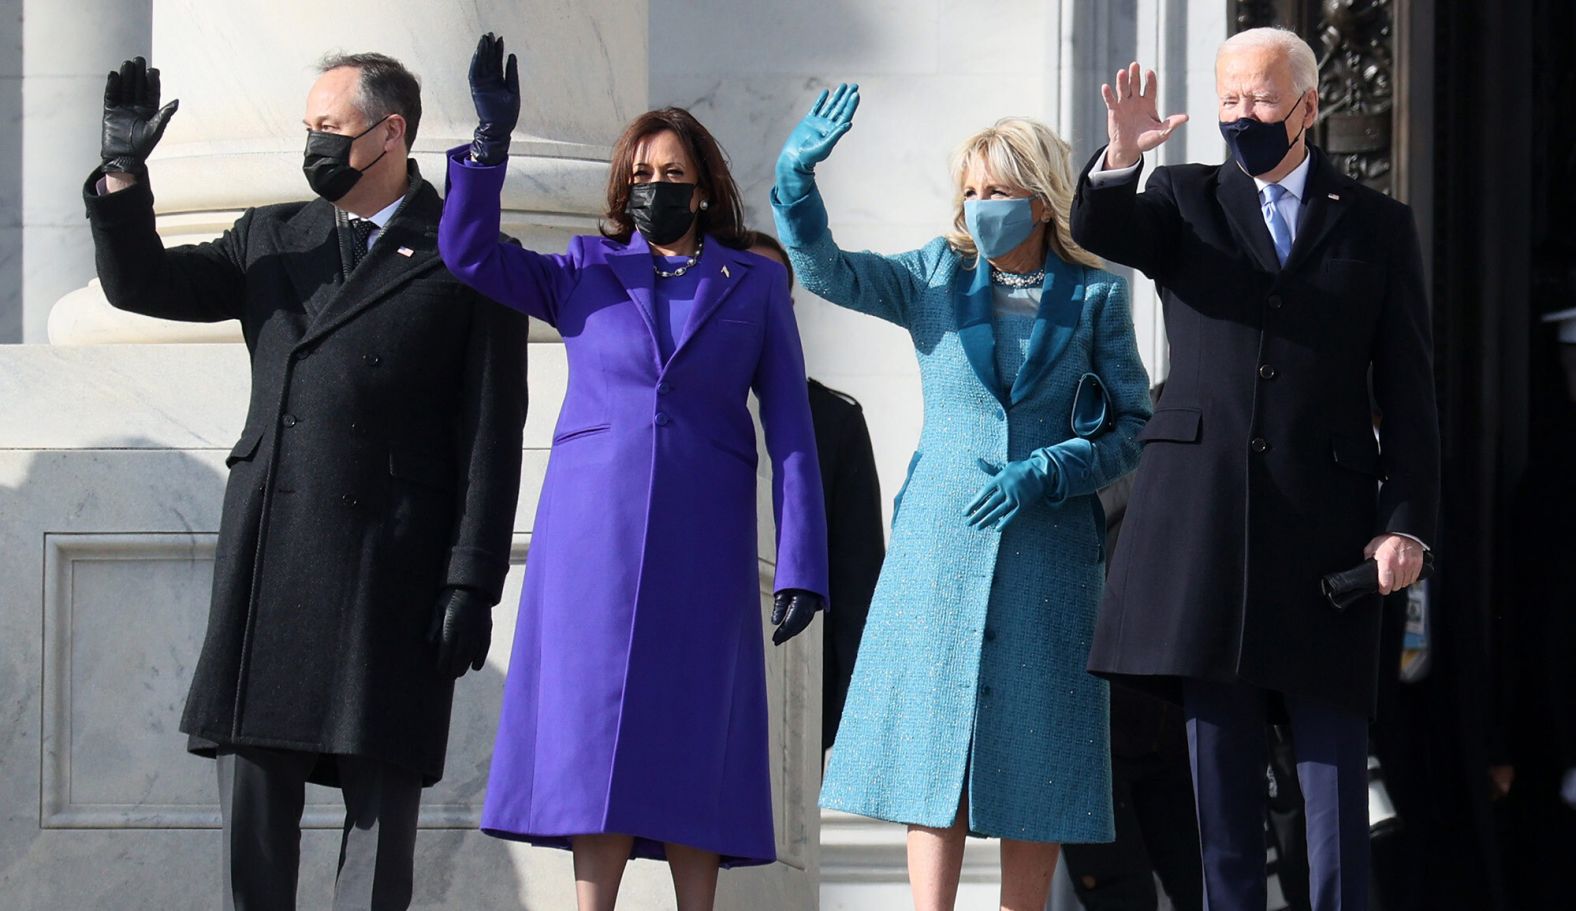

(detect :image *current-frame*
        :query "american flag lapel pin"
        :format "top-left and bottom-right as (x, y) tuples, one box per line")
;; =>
(721, 265), (731, 278)
(1327, 193), (1341, 201)
(397, 246), (414, 257)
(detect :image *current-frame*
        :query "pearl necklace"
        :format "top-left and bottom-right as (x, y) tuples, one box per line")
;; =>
(990, 267), (1044, 289)
(653, 239), (704, 278)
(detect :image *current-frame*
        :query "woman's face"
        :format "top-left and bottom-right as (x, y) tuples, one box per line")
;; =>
(959, 158), (1049, 224)
(630, 129), (706, 212)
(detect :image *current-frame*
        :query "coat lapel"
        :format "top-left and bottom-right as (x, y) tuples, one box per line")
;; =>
(1215, 160), (1283, 274)
(1009, 254), (1085, 406)
(952, 259), (1006, 405)
(1281, 148), (1354, 274)
(278, 200), (343, 318)
(671, 240), (750, 359)
(299, 164), (444, 346)
(604, 232), (663, 363)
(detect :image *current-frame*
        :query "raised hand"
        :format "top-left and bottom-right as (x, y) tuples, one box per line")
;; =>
(1100, 62), (1188, 170)
(101, 57), (178, 174)
(771, 589), (822, 646)
(774, 83), (860, 202)
(468, 32), (520, 166)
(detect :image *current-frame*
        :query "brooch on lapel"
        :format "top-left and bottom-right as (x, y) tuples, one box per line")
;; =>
(397, 246), (414, 257)
(721, 265), (731, 278)
(1327, 193), (1341, 201)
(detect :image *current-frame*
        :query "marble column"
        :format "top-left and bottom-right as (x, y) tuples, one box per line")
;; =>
(17, 0), (152, 343)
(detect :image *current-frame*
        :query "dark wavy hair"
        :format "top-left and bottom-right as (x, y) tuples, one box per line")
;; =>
(601, 107), (750, 249)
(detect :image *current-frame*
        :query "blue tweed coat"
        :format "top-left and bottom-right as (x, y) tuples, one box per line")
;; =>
(775, 186), (1151, 843)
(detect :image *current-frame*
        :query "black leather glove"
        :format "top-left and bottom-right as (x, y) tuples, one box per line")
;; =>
(771, 589), (823, 646)
(101, 56), (178, 174)
(427, 587), (493, 677)
(467, 33), (519, 166)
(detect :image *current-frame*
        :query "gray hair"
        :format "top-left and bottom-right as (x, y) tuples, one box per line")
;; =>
(1218, 27), (1319, 95)
(317, 51), (423, 149)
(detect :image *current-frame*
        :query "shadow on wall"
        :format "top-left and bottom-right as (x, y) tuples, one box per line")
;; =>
(0, 440), (526, 909)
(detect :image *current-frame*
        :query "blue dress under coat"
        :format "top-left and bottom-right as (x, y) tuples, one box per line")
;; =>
(774, 185), (1152, 843)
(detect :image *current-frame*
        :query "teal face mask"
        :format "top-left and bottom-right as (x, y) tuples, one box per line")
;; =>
(964, 197), (1036, 260)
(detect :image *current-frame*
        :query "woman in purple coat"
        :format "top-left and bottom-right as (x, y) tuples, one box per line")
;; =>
(437, 36), (830, 911)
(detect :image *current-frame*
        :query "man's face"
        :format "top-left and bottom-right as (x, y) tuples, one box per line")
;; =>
(302, 66), (396, 172)
(1216, 46), (1314, 138)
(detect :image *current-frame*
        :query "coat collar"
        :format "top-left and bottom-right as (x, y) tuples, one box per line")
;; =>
(281, 161), (444, 347)
(605, 231), (754, 368)
(1215, 145), (1355, 275)
(951, 249), (1086, 407)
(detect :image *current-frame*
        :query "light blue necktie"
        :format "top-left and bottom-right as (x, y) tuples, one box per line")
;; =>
(1260, 183), (1293, 266)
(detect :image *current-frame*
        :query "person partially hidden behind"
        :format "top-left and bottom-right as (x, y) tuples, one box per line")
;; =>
(1072, 26), (1440, 911)
(84, 54), (528, 910)
(748, 231), (886, 756)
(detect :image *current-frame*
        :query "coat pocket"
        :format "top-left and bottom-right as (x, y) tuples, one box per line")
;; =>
(1136, 407), (1202, 444)
(225, 428), (264, 468)
(552, 423), (611, 445)
(1330, 433), (1383, 479)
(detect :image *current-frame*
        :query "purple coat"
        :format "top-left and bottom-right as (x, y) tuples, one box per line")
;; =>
(439, 148), (829, 867)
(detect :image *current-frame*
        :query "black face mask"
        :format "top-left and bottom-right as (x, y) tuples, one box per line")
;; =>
(1219, 93), (1307, 177)
(625, 181), (699, 246)
(303, 115), (391, 202)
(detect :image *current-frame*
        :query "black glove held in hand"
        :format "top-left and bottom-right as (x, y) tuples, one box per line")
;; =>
(771, 589), (823, 646)
(428, 587), (493, 678)
(102, 57), (178, 174)
(468, 33), (520, 166)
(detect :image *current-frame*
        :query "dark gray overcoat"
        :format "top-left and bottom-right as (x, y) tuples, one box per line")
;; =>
(83, 161), (528, 784)
(1071, 145), (1440, 715)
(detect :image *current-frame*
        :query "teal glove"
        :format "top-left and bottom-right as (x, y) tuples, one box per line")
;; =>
(965, 456), (1055, 531)
(774, 82), (860, 204)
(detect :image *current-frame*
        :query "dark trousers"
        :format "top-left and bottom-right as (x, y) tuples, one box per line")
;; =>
(1183, 680), (1369, 911)
(1064, 753), (1204, 911)
(216, 746), (422, 911)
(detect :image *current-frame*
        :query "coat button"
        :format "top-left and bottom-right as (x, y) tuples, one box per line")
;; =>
(657, 382), (672, 395)
(363, 353), (381, 367)
(282, 414), (298, 427)
(1250, 437), (1270, 454)
(341, 493), (358, 507)
(984, 628), (997, 642)
(1259, 364), (1278, 380)
(655, 412), (670, 426)
(1266, 294), (1283, 310)
(981, 686), (993, 699)
(995, 408), (1006, 421)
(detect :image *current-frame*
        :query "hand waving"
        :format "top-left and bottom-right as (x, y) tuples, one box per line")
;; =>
(1101, 62), (1188, 170)
(775, 83), (860, 202)
(468, 32), (520, 166)
(101, 57), (178, 174)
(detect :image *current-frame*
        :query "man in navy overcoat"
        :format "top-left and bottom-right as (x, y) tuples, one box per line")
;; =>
(1071, 27), (1440, 911)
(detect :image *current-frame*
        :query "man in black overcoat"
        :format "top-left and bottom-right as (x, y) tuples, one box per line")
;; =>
(1069, 27), (1439, 911)
(84, 54), (527, 909)
(806, 378), (885, 751)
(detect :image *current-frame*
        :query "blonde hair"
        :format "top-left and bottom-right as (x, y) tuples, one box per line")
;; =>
(1218, 27), (1319, 95)
(944, 117), (1101, 270)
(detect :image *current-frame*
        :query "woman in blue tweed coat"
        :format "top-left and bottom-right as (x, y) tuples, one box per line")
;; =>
(772, 86), (1152, 909)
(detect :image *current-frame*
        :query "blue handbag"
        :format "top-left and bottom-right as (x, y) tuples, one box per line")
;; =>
(1071, 372), (1115, 439)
